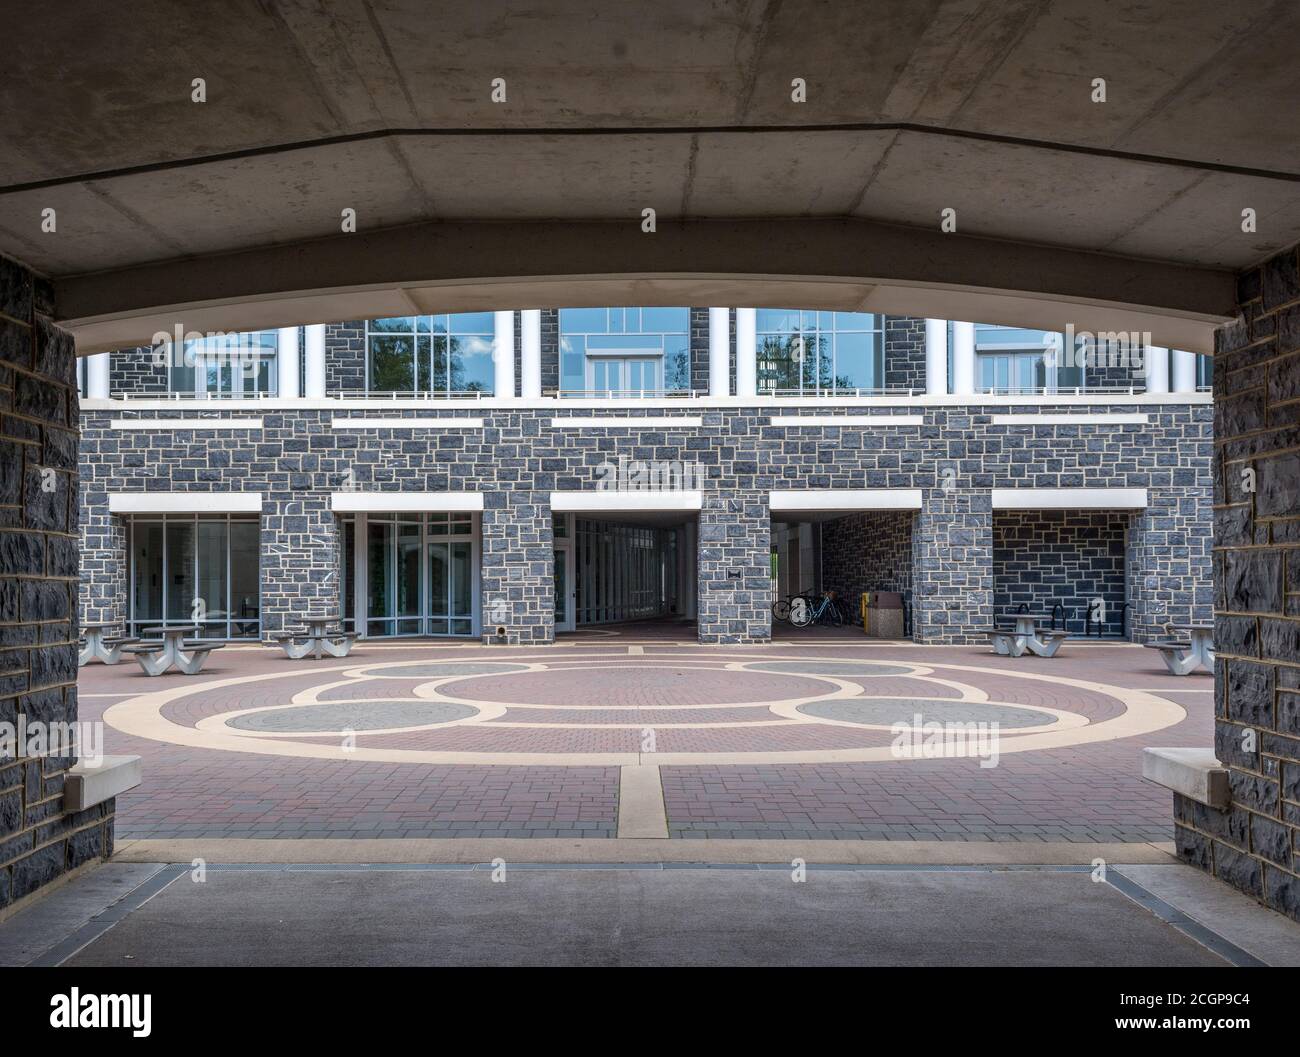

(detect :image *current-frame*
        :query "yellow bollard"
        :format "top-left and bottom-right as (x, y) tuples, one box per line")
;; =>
(861, 592), (871, 634)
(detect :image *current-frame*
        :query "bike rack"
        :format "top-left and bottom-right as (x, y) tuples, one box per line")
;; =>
(1050, 603), (1064, 631)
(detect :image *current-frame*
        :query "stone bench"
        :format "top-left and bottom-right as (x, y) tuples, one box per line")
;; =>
(1141, 747), (1228, 808)
(1144, 640), (1197, 676)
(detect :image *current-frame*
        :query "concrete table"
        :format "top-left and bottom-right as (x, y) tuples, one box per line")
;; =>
(1162, 624), (1215, 675)
(278, 615), (354, 660)
(79, 621), (137, 666)
(1004, 615), (1067, 658)
(129, 625), (222, 676)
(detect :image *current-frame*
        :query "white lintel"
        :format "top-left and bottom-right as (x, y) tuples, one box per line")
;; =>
(768, 415), (925, 427)
(548, 417), (704, 429)
(550, 490), (703, 512)
(769, 489), (923, 512)
(109, 417), (263, 430)
(991, 413), (1150, 425)
(991, 487), (1149, 510)
(108, 492), (263, 514)
(330, 417), (485, 430)
(330, 491), (484, 513)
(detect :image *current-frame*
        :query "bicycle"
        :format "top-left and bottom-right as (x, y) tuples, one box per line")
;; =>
(790, 590), (843, 628)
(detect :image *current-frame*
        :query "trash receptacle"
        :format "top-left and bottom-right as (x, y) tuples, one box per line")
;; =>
(867, 591), (904, 638)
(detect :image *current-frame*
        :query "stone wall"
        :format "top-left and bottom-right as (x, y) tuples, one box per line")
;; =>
(993, 511), (1128, 635)
(324, 322), (363, 393)
(1173, 243), (1300, 922)
(0, 253), (114, 911)
(821, 511), (914, 605)
(79, 398), (1211, 646)
(109, 346), (167, 395)
(884, 316), (926, 392)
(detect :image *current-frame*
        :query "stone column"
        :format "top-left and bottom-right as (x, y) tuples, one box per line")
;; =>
(0, 253), (114, 906)
(912, 485), (993, 643)
(697, 490), (770, 644)
(304, 324), (326, 398)
(924, 318), (949, 396)
(258, 491), (340, 639)
(708, 307), (730, 397)
(480, 489), (552, 644)
(1126, 486), (1213, 643)
(493, 310), (516, 398)
(1172, 244), (1300, 922)
(735, 308), (757, 398)
(276, 327), (300, 399)
(951, 321), (976, 396)
(77, 490), (126, 628)
(520, 310), (542, 399)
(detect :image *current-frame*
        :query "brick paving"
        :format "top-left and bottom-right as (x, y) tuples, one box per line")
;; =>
(77, 636), (1212, 841)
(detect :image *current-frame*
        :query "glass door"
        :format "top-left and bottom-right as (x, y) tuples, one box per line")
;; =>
(427, 539), (475, 636)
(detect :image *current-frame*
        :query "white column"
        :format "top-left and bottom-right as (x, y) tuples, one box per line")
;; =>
(353, 514), (367, 639)
(493, 310), (516, 398)
(520, 309), (542, 398)
(87, 352), (111, 399)
(924, 318), (949, 396)
(708, 307), (730, 397)
(276, 327), (300, 399)
(304, 324), (326, 398)
(735, 308), (757, 398)
(951, 321), (976, 396)
(1145, 345), (1170, 394)
(1171, 349), (1197, 393)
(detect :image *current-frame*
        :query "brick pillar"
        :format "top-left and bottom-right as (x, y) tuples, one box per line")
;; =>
(913, 487), (993, 644)
(481, 489), (552, 645)
(697, 489), (770, 645)
(0, 253), (114, 910)
(1174, 243), (1300, 921)
(259, 494), (340, 639)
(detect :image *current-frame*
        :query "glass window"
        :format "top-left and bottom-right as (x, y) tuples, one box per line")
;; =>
(756, 311), (882, 394)
(169, 330), (278, 396)
(558, 307), (689, 397)
(366, 315), (496, 396)
(127, 515), (260, 639)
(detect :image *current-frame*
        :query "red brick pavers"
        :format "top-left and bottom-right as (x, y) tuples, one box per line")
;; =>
(77, 639), (1211, 841)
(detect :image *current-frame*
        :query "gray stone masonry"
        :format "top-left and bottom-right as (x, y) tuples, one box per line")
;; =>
(1174, 242), (1300, 923)
(80, 398), (1211, 647)
(0, 252), (115, 911)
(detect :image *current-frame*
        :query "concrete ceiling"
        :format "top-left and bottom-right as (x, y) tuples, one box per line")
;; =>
(1, 0), (1297, 352)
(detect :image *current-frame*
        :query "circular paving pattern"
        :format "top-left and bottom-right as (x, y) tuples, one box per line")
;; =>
(226, 700), (478, 732)
(103, 650), (1187, 766)
(797, 698), (1055, 729)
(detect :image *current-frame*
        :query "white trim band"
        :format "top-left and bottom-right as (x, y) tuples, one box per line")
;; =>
(991, 413), (1149, 425)
(770, 488), (923, 512)
(549, 416), (704, 429)
(551, 490), (703, 513)
(769, 415), (924, 427)
(991, 487), (1149, 510)
(108, 492), (263, 514)
(330, 492), (484, 513)
(330, 417), (485, 430)
(110, 418), (263, 431)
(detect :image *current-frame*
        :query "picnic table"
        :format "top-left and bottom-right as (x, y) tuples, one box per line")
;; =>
(274, 614), (356, 659)
(988, 613), (1068, 658)
(1145, 623), (1214, 675)
(78, 621), (139, 666)
(121, 624), (225, 676)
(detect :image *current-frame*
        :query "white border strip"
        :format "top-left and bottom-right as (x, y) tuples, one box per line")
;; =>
(110, 418), (263, 430)
(992, 487), (1149, 510)
(108, 492), (263, 514)
(770, 489), (923, 512)
(991, 413), (1149, 425)
(549, 417), (704, 429)
(330, 492), (484, 513)
(330, 417), (484, 430)
(551, 490), (702, 512)
(769, 415), (924, 427)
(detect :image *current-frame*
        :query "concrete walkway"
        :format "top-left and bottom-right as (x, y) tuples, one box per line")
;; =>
(5, 856), (1299, 968)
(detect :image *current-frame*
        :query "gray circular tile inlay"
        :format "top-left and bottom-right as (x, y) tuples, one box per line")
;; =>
(798, 698), (1054, 728)
(748, 661), (915, 678)
(359, 662), (531, 679)
(229, 700), (478, 732)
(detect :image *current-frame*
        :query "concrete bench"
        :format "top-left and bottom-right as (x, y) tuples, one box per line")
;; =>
(1144, 640), (1198, 676)
(987, 629), (1017, 655)
(122, 641), (225, 676)
(1141, 747), (1229, 808)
